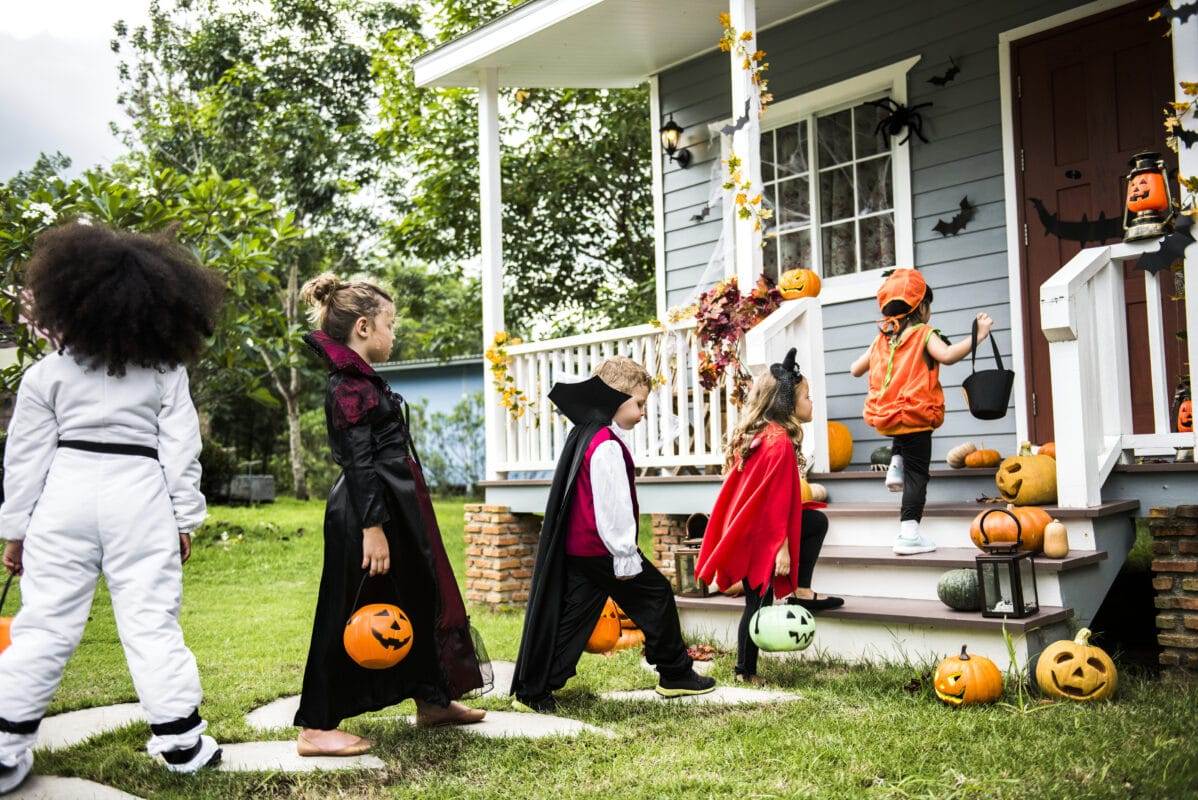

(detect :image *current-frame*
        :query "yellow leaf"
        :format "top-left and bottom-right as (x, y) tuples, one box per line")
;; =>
(735, 192), (748, 205)
(1182, 81), (1198, 96)
(740, 30), (753, 41)
(749, 193), (763, 205)
(719, 12), (730, 26)
(752, 50), (766, 61)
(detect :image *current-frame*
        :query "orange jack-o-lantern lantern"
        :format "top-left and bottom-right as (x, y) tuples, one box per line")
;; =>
(344, 603), (414, 669)
(778, 268), (822, 300)
(1035, 628), (1117, 702)
(1179, 399), (1193, 433)
(1126, 171), (1169, 213)
(585, 598), (621, 654)
(933, 645), (1003, 706)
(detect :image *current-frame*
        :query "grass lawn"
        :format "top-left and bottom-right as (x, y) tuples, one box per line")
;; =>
(14, 497), (1198, 799)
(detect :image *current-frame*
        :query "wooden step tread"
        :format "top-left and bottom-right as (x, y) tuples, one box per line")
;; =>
(821, 499), (1139, 519)
(815, 545), (1105, 572)
(675, 593), (1072, 632)
(809, 468), (996, 480)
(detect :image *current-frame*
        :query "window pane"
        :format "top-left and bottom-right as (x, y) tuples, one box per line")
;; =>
(777, 176), (810, 233)
(776, 121), (808, 177)
(857, 156), (893, 215)
(779, 229), (812, 272)
(817, 108), (852, 167)
(819, 164), (854, 222)
(860, 213), (896, 270)
(821, 222), (856, 277)
(760, 130), (775, 184)
(855, 100), (889, 159)
(762, 236), (779, 281)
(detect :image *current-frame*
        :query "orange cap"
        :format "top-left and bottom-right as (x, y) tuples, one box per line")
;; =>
(877, 268), (927, 313)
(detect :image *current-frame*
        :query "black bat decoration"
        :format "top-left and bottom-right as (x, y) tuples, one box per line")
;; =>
(691, 204), (714, 223)
(1152, 1), (1198, 24)
(927, 57), (960, 87)
(1139, 214), (1195, 275)
(932, 196), (976, 236)
(1028, 198), (1123, 246)
(720, 98), (752, 136)
(369, 610), (412, 651)
(1175, 126), (1198, 149)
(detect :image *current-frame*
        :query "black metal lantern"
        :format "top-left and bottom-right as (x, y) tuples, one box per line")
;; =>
(973, 507), (1039, 619)
(659, 114), (691, 168)
(672, 543), (710, 597)
(1122, 151), (1175, 242)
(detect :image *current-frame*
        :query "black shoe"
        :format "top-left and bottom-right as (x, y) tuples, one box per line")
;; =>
(656, 671), (717, 698)
(786, 593), (845, 612)
(512, 694), (557, 714)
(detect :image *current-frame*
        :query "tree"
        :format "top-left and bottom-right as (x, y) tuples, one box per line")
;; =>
(384, 260), (482, 362)
(112, 0), (421, 498)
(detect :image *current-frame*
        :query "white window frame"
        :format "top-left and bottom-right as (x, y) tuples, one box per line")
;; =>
(714, 56), (920, 304)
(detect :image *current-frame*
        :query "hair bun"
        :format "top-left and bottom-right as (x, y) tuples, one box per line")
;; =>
(300, 272), (342, 307)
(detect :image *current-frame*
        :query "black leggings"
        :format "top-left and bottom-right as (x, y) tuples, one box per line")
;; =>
(735, 509), (828, 677)
(892, 430), (932, 522)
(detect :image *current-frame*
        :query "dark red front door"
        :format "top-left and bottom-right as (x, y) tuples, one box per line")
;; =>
(1012, 1), (1184, 443)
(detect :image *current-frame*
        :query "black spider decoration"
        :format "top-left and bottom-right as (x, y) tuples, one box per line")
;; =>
(868, 98), (933, 146)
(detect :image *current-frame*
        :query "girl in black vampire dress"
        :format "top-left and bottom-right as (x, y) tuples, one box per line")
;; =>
(294, 273), (490, 757)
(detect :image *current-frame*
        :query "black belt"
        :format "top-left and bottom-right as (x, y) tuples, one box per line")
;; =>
(58, 440), (159, 460)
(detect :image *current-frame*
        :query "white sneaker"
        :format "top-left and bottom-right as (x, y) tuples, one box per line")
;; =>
(0, 750), (33, 794)
(160, 735), (222, 773)
(885, 455), (905, 493)
(893, 521), (936, 555)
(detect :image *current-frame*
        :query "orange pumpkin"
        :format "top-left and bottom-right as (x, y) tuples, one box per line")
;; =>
(612, 627), (646, 651)
(827, 421), (853, 472)
(934, 645), (1003, 706)
(995, 442), (1057, 505)
(0, 618), (10, 654)
(1126, 171), (1169, 213)
(585, 598), (621, 654)
(778, 267), (822, 300)
(1038, 442), (1056, 459)
(614, 602), (637, 630)
(969, 504), (1051, 553)
(964, 449), (1001, 468)
(1179, 399), (1193, 433)
(344, 603), (414, 669)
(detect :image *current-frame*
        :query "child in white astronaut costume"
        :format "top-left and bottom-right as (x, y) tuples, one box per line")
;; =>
(0, 223), (227, 793)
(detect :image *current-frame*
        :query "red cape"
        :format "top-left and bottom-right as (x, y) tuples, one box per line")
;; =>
(696, 423), (825, 597)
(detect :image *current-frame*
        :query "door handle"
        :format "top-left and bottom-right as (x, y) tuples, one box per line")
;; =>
(1065, 169), (1082, 180)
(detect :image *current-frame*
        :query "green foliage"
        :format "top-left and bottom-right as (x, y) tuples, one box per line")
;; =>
(198, 434), (238, 500)
(385, 260), (482, 361)
(407, 392), (485, 494)
(270, 407), (340, 498)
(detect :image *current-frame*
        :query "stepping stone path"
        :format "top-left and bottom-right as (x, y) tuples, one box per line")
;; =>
(216, 742), (385, 773)
(400, 710), (612, 739)
(37, 704), (146, 752)
(601, 686), (798, 706)
(245, 695), (301, 732)
(9, 776), (144, 800)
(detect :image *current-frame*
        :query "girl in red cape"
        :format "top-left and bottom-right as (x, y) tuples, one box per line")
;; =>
(696, 348), (842, 684)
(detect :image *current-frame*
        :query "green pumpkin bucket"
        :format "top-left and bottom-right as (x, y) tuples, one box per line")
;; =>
(749, 603), (816, 652)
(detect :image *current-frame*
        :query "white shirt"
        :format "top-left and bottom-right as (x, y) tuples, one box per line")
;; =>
(590, 424), (642, 578)
(0, 352), (206, 538)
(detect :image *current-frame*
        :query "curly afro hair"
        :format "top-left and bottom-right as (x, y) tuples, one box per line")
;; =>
(24, 222), (226, 376)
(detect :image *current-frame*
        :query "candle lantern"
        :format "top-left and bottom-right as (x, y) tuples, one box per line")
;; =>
(973, 507), (1039, 619)
(673, 543), (711, 597)
(1122, 151), (1175, 242)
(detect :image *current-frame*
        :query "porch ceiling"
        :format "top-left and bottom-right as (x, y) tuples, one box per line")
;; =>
(413, 0), (835, 89)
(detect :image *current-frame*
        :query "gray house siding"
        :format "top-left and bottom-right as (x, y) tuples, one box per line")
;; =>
(657, 0), (1091, 463)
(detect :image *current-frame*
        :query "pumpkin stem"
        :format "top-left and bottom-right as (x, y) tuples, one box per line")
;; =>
(1019, 440), (1032, 456)
(1075, 627), (1092, 645)
(959, 644), (970, 660)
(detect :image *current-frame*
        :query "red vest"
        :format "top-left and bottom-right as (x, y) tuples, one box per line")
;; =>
(565, 427), (639, 557)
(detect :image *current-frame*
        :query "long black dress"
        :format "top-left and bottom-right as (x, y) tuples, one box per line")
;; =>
(294, 330), (489, 730)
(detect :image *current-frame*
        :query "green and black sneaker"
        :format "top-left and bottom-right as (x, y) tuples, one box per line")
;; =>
(655, 671), (716, 698)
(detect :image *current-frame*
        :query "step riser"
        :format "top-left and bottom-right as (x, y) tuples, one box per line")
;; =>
(811, 562), (1065, 607)
(811, 475), (998, 504)
(679, 606), (1073, 672)
(823, 514), (1099, 551)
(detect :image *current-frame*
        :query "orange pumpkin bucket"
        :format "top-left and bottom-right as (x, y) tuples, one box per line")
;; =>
(343, 572), (413, 670)
(0, 573), (16, 653)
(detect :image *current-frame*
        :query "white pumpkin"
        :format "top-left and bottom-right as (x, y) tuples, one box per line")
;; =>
(946, 442), (978, 469)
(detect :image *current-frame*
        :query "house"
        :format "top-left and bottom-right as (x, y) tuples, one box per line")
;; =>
(413, 0), (1198, 668)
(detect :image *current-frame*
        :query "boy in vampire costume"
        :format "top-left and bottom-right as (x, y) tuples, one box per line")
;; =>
(510, 357), (716, 712)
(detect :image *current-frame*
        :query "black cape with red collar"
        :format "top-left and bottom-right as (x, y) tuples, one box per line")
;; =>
(510, 376), (630, 700)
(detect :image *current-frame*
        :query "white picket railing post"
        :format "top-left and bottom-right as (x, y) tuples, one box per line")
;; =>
(478, 67), (505, 481)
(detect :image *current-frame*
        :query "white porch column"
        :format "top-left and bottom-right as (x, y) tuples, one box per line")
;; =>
(729, 0), (763, 290)
(479, 67), (506, 480)
(1171, 3), (1198, 455)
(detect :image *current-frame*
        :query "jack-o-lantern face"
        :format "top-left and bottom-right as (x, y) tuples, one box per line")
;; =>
(344, 603), (413, 669)
(749, 604), (816, 652)
(1126, 172), (1168, 213)
(933, 645), (1003, 706)
(1179, 399), (1193, 433)
(1035, 628), (1117, 702)
(585, 598), (622, 653)
(995, 445), (1057, 506)
(778, 268), (822, 300)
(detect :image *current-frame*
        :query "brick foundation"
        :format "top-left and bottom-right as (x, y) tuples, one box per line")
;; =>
(1149, 505), (1198, 672)
(652, 514), (689, 581)
(463, 504), (539, 608)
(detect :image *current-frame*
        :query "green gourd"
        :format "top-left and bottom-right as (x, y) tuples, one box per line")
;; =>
(748, 604), (816, 652)
(870, 446), (893, 466)
(937, 569), (981, 612)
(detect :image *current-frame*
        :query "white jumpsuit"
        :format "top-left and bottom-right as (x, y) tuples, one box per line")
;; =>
(0, 352), (210, 768)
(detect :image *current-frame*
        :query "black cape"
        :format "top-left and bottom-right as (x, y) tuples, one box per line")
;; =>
(510, 376), (630, 700)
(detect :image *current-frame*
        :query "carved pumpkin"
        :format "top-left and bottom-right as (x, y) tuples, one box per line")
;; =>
(802, 481), (828, 503)
(827, 421), (853, 472)
(778, 267), (822, 300)
(1125, 171), (1169, 214)
(969, 504), (1051, 553)
(749, 604), (816, 652)
(1038, 442), (1056, 459)
(614, 603), (637, 630)
(995, 442), (1057, 505)
(933, 645), (1003, 706)
(946, 442), (977, 469)
(344, 603), (414, 669)
(1042, 518), (1069, 559)
(612, 627), (645, 651)
(584, 598), (621, 654)
(1035, 628), (1117, 702)
(964, 449), (1001, 469)
(1179, 399), (1193, 433)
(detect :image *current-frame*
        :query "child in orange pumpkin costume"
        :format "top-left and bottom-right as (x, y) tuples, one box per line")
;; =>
(850, 269), (993, 555)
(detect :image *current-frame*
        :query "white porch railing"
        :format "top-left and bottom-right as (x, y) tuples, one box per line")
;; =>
(491, 298), (829, 475)
(1040, 241), (1197, 508)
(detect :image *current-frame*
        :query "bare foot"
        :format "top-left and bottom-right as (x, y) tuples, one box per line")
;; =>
(297, 728), (372, 757)
(792, 588), (815, 600)
(414, 699), (486, 728)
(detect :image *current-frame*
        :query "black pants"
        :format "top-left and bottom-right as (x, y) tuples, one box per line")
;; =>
(892, 430), (932, 522)
(543, 554), (693, 695)
(735, 509), (829, 676)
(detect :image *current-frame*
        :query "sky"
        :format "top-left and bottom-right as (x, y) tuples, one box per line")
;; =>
(0, 0), (149, 179)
